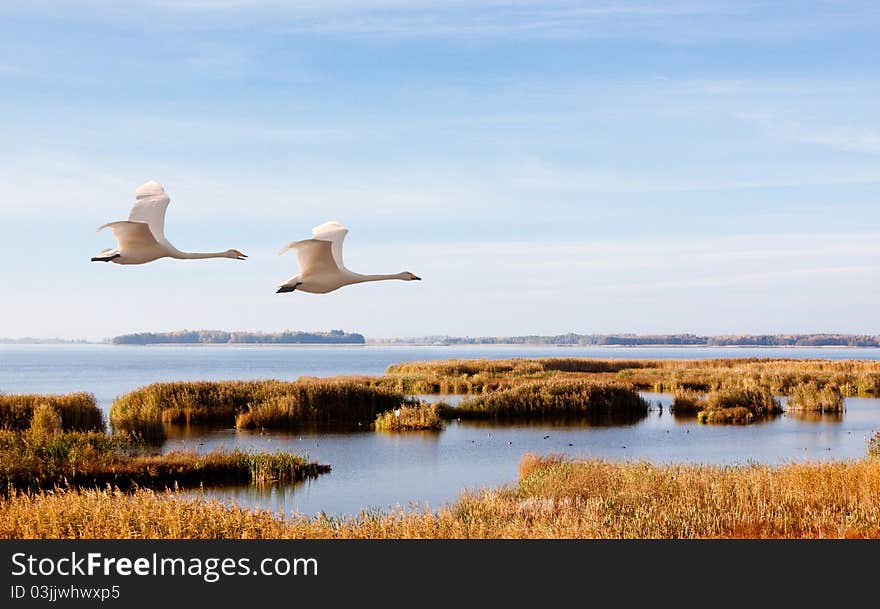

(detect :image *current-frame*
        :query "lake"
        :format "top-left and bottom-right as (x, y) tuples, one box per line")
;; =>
(2, 344), (879, 516)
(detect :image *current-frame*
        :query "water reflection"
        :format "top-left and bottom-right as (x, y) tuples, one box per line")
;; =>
(783, 411), (845, 423)
(410, 394), (467, 405)
(457, 410), (648, 429)
(157, 394), (880, 518)
(162, 420), (368, 442)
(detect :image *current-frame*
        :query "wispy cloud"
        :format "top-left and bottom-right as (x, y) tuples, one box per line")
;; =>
(7, 0), (732, 38)
(739, 112), (880, 155)
(507, 158), (880, 194)
(15, 0), (875, 41)
(0, 154), (500, 225)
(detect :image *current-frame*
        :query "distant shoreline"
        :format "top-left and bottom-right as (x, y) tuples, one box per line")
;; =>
(2, 342), (879, 349)
(372, 343), (880, 349)
(4, 332), (880, 348)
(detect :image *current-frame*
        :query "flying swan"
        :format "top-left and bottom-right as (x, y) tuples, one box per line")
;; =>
(91, 180), (247, 264)
(277, 221), (420, 294)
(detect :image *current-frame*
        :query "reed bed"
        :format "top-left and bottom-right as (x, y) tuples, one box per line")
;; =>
(110, 378), (407, 441)
(4, 453), (880, 539)
(106, 359), (880, 440)
(787, 382), (845, 412)
(87, 450), (329, 489)
(0, 432), (327, 493)
(384, 358), (644, 393)
(669, 390), (706, 415)
(0, 427), (328, 493)
(374, 404), (443, 431)
(0, 392), (104, 432)
(0, 404), (328, 493)
(696, 388), (782, 424)
(384, 358), (880, 396)
(443, 380), (648, 420)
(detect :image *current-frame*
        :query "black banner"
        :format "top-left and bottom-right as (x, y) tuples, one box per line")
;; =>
(0, 540), (876, 606)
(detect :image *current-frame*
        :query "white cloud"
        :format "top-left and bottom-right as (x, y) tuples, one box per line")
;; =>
(507, 158), (880, 194)
(739, 113), (880, 155)
(5, 1), (732, 38)
(0, 154), (499, 226)
(13, 0), (872, 42)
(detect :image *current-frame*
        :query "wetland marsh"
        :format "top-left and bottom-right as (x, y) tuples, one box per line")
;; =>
(2, 344), (880, 522)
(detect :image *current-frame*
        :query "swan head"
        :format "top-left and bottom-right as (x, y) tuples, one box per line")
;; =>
(225, 249), (248, 260)
(402, 272), (421, 281)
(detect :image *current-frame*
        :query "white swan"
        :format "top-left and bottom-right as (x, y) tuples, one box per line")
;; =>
(277, 221), (421, 294)
(91, 180), (247, 265)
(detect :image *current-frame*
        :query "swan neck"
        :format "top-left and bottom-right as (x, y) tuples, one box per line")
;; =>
(353, 273), (404, 283)
(172, 251), (229, 260)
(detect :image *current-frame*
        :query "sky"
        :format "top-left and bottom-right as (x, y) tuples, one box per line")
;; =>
(0, 0), (878, 340)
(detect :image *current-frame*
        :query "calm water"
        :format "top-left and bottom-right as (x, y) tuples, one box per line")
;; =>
(3, 343), (880, 411)
(2, 344), (879, 516)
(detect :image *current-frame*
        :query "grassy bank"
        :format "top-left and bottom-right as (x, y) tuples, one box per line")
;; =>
(673, 388), (782, 424)
(374, 404), (442, 431)
(0, 429), (328, 492)
(0, 393), (104, 432)
(384, 358), (880, 396)
(110, 378), (407, 441)
(0, 404), (329, 493)
(787, 382), (845, 412)
(696, 388), (782, 424)
(443, 380), (648, 420)
(669, 390), (705, 415)
(4, 453), (880, 538)
(106, 358), (880, 439)
(384, 358), (639, 393)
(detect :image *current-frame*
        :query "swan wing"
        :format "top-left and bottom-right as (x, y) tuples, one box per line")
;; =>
(97, 221), (163, 250)
(128, 180), (171, 244)
(311, 220), (348, 270)
(279, 239), (340, 275)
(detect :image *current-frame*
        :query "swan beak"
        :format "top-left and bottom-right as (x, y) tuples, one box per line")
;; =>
(236, 252), (248, 260)
(412, 275), (422, 280)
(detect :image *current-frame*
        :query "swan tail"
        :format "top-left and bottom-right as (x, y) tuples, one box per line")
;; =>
(276, 281), (303, 293)
(91, 253), (121, 262)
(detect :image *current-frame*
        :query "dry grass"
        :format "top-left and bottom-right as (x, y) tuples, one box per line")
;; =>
(444, 380), (648, 420)
(110, 378), (406, 441)
(384, 358), (640, 393)
(106, 359), (880, 441)
(0, 393), (104, 432)
(787, 382), (845, 412)
(0, 427), (328, 493)
(669, 390), (706, 415)
(95, 450), (330, 488)
(374, 404), (443, 431)
(4, 454), (880, 538)
(696, 387), (782, 424)
(1, 429), (127, 492)
(384, 357), (880, 396)
(0, 406), (328, 492)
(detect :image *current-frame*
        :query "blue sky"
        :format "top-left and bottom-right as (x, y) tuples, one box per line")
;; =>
(0, 1), (878, 339)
